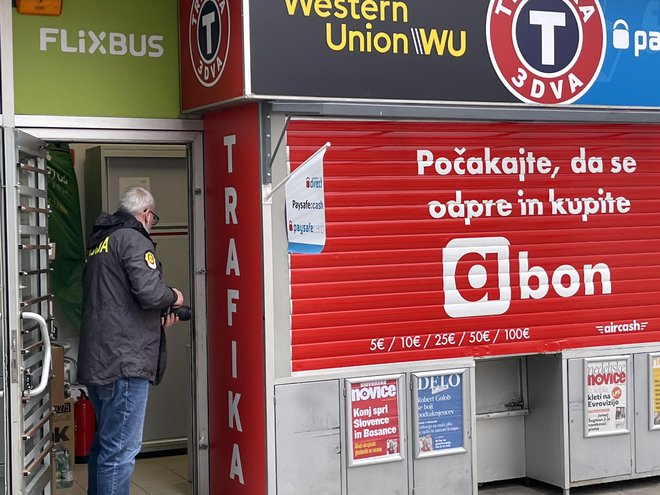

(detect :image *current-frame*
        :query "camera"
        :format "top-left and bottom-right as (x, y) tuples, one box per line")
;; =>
(161, 305), (192, 321)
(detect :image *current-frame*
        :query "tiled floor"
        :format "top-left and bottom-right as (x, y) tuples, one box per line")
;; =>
(480, 477), (660, 494)
(56, 457), (660, 494)
(55, 454), (192, 495)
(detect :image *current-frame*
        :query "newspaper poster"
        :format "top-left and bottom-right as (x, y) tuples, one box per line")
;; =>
(347, 376), (403, 466)
(585, 357), (629, 437)
(651, 354), (660, 429)
(415, 371), (465, 458)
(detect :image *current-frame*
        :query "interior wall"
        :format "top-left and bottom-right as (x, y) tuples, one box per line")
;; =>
(70, 144), (93, 236)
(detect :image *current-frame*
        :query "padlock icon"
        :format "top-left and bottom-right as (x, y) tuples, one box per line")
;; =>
(612, 19), (629, 50)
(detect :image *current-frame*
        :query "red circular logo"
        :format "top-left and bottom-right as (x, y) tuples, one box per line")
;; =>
(189, 0), (231, 88)
(487, 0), (605, 104)
(612, 386), (622, 400)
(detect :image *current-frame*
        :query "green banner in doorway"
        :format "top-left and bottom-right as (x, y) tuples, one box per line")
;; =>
(47, 143), (85, 332)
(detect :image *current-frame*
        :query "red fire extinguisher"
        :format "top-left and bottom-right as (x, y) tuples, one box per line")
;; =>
(74, 389), (96, 464)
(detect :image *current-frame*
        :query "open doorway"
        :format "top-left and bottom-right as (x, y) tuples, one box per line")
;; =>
(47, 141), (196, 494)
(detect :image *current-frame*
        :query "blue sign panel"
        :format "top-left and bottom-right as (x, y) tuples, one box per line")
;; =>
(578, 0), (660, 107)
(416, 373), (464, 455)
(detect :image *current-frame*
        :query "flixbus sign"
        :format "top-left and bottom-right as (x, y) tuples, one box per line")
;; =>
(13, 0), (180, 118)
(38, 29), (165, 58)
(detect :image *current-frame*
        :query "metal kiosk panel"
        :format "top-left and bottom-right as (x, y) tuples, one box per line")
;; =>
(633, 353), (660, 474)
(568, 355), (632, 483)
(274, 381), (342, 495)
(524, 354), (566, 489)
(476, 358), (527, 483)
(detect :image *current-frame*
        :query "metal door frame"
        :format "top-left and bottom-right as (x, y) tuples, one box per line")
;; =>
(9, 123), (208, 493)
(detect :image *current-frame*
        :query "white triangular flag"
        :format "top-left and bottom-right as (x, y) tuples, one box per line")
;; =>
(285, 144), (329, 254)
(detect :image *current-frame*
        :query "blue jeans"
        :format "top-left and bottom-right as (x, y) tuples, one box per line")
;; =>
(86, 378), (149, 495)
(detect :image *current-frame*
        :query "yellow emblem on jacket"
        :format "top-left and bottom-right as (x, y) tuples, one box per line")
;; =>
(145, 251), (157, 269)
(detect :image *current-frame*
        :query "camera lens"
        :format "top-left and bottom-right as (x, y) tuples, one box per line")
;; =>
(173, 306), (192, 321)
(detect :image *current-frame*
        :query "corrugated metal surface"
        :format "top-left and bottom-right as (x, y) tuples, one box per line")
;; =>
(286, 120), (660, 372)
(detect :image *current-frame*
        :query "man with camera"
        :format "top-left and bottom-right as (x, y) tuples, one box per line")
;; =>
(78, 186), (185, 495)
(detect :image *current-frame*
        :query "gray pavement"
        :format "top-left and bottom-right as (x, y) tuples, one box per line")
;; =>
(479, 477), (660, 494)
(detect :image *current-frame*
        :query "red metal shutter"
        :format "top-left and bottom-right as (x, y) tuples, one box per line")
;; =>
(286, 119), (660, 372)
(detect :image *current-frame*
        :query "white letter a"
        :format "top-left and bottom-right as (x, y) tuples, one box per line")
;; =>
(230, 444), (245, 484)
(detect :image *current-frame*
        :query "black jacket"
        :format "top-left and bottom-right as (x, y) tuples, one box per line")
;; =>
(77, 210), (177, 386)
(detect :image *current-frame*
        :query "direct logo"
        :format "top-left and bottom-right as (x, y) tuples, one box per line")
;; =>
(145, 252), (157, 270)
(486, 0), (606, 104)
(189, 0), (230, 87)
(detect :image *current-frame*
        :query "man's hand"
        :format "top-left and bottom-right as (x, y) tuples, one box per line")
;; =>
(171, 287), (184, 308)
(161, 311), (179, 329)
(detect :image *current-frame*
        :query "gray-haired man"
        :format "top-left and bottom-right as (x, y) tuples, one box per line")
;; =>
(78, 186), (184, 495)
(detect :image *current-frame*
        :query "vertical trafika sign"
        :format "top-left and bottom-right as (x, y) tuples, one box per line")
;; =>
(204, 105), (266, 495)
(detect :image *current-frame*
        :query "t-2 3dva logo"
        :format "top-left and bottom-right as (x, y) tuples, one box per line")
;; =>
(442, 237), (611, 318)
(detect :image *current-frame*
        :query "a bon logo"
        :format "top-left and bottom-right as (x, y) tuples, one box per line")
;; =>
(443, 237), (511, 318)
(442, 236), (612, 318)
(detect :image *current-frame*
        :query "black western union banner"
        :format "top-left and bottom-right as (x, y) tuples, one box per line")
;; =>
(249, 0), (516, 102)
